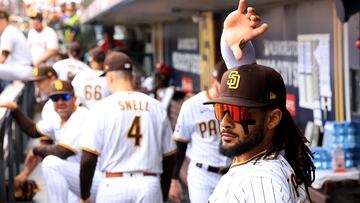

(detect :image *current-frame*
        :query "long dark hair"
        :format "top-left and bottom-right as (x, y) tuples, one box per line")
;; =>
(264, 106), (315, 197)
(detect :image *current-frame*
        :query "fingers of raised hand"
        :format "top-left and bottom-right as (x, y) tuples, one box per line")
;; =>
(238, 0), (247, 14)
(246, 7), (256, 17)
(251, 23), (269, 38)
(231, 44), (244, 61)
(249, 15), (261, 27)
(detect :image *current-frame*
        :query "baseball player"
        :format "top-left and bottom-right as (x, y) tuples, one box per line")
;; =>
(0, 65), (59, 186)
(0, 80), (92, 202)
(71, 47), (110, 108)
(79, 52), (176, 203)
(0, 10), (33, 81)
(205, 1), (315, 202)
(205, 64), (314, 203)
(27, 12), (58, 66)
(169, 61), (231, 203)
(53, 42), (90, 81)
(32, 80), (102, 203)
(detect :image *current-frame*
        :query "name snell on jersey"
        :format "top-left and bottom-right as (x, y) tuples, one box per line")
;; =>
(118, 100), (150, 112)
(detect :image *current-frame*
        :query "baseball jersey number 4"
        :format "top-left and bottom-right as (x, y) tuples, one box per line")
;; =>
(84, 85), (102, 100)
(127, 116), (142, 147)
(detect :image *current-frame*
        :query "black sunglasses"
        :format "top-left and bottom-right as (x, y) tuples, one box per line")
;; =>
(50, 94), (72, 102)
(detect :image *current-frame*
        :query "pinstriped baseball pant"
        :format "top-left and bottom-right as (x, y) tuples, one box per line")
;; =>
(0, 64), (33, 81)
(187, 161), (223, 203)
(96, 175), (162, 203)
(41, 155), (102, 203)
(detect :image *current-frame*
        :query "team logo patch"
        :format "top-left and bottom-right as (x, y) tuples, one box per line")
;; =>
(33, 68), (38, 76)
(54, 80), (63, 90)
(227, 71), (240, 89)
(270, 92), (277, 100)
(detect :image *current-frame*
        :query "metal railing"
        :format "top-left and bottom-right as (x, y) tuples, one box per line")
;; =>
(0, 82), (34, 203)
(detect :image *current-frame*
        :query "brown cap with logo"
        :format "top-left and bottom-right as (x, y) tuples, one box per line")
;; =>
(32, 65), (57, 81)
(29, 12), (43, 21)
(100, 51), (132, 77)
(204, 64), (286, 108)
(49, 80), (74, 96)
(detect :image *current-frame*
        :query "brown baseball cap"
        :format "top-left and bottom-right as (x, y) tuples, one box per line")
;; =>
(204, 64), (286, 108)
(29, 12), (43, 21)
(32, 65), (57, 81)
(100, 51), (132, 77)
(49, 80), (74, 96)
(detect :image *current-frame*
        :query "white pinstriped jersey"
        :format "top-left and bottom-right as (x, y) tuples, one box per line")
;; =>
(173, 91), (231, 167)
(71, 69), (110, 109)
(36, 107), (89, 162)
(41, 100), (60, 124)
(53, 58), (90, 81)
(208, 154), (307, 203)
(80, 91), (176, 173)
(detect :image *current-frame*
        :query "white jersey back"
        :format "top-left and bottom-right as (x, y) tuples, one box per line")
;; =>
(71, 69), (110, 108)
(173, 91), (231, 167)
(208, 154), (307, 203)
(80, 91), (176, 173)
(36, 107), (89, 162)
(53, 58), (90, 81)
(0, 25), (32, 65)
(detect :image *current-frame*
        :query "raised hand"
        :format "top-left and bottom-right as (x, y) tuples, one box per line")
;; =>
(223, 0), (268, 60)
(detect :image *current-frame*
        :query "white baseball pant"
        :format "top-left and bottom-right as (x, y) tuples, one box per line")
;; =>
(187, 161), (223, 203)
(96, 175), (162, 203)
(0, 64), (33, 81)
(41, 155), (102, 203)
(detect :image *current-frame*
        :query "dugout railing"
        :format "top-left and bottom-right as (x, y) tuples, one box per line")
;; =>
(0, 82), (34, 203)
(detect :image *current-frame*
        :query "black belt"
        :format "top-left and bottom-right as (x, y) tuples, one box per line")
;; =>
(195, 163), (229, 175)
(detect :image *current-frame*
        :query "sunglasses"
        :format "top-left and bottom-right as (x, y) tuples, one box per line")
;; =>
(214, 103), (250, 123)
(50, 94), (72, 102)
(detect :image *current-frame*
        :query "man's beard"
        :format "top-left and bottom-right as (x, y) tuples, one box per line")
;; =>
(219, 123), (265, 158)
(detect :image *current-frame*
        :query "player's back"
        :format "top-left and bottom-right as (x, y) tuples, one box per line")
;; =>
(53, 58), (90, 81)
(85, 91), (174, 174)
(71, 69), (110, 108)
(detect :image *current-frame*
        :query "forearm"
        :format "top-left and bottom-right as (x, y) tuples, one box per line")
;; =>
(161, 154), (175, 201)
(0, 55), (6, 64)
(0, 51), (9, 64)
(11, 108), (40, 138)
(172, 142), (187, 179)
(33, 145), (74, 159)
(80, 151), (97, 200)
(35, 49), (57, 64)
(221, 32), (256, 69)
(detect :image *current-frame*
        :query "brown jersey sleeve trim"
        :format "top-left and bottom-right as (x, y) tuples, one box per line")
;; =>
(58, 143), (78, 154)
(39, 136), (53, 141)
(35, 124), (51, 138)
(172, 137), (190, 143)
(80, 147), (100, 156)
(163, 149), (177, 157)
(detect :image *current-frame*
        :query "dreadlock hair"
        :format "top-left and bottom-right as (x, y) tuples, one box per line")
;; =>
(263, 106), (315, 199)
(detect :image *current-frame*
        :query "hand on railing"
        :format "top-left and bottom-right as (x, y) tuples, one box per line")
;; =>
(0, 101), (18, 110)
(223, 0), (268, 60)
